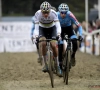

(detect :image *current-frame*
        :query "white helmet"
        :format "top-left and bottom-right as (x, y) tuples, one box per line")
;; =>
(58, 3), (69, 12)
(40, 1), (51, 12)
(51, 6), (56, 11)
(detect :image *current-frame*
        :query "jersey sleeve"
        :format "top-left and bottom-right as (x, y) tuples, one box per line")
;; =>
(34, 11), (39, 24)
(32, 16), (35, 23)
(69, 12), (82, 36)
(52, 11), (61, 34)
(69, 12), (80, 26)
(30, 16), (35, 38)
(52, 10), (59, 21)
(30, 23), (35, 38)
(33, 11), (39, 36)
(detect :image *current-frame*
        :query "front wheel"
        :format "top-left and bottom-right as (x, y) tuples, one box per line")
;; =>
(47, 50), (54, 88)
(65, 50), (71, 85)
(62, 50), (71, 85)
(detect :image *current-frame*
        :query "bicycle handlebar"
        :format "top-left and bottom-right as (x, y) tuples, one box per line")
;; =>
(38, 39), (57, 43)
(64, 35), (82, 41)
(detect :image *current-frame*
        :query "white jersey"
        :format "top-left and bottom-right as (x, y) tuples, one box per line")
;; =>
(33, 9), (61, 36)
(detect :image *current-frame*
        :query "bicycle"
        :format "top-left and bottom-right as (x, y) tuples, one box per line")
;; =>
(61, 35), (80, 85)
(39, 39), (56, 88)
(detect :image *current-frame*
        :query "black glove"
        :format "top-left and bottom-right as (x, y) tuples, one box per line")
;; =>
(56, 35), (61, 40)
(36, 37), (39, 43)
(78, 36), (83, 48)
(78, 36), (83, 41)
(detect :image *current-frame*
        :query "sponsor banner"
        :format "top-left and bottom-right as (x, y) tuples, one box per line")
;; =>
(4, 37), (36, 52)
(0, 21), (37, 52)
(0, 22), (32, 38)
(0, 38), (4, 52)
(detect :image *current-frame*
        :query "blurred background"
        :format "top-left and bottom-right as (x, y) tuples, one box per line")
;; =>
(0, 0), (100, 55)
(0, 1), (100, 89)
(0, 0), (98, 22)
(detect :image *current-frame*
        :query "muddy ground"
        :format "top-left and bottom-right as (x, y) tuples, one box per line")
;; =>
(0, 50), (100, 90)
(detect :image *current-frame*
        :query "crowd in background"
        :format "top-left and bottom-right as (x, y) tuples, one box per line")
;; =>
(73, 19), (100, 38)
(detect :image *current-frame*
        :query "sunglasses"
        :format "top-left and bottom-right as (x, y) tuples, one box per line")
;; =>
(42, 11), (50, 14)
(60, 12), (67, 14)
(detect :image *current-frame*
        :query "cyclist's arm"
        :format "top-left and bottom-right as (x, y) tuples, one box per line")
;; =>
(33, 23), (39, 37)
(69, 12), (82, 36)
(55, 20), (61, 35)
(53, 11), (61, 35)
(33, 11), (39, 37)
(30, 23), (35, 38)
(30, 16), (35, 38)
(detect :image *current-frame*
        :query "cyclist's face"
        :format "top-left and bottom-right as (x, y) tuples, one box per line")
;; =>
(42, 11), (50, 18)
(60, 12), (66, 18)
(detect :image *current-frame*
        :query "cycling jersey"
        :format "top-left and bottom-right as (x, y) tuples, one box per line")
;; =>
(33, 9), (61, 36)
(57, 11), (82, 36)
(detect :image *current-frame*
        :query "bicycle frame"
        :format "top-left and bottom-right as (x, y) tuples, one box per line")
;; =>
(64, 35), (72, 51)
(62, 35), (80, 85)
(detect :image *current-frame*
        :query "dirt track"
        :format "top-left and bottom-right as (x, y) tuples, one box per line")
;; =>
(0, 50), (100, 90)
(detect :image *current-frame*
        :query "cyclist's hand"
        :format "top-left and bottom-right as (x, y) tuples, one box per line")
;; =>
(36, 36), (39, 43)
(32, 38), (36, 44)
(32, 35), (38, 44)
(78, 36), (83, 41)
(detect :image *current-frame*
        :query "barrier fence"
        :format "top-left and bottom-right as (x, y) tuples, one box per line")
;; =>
(0, 22), (36, 52)
(80, 29), (100, 56)
(0, 21), (100, 55)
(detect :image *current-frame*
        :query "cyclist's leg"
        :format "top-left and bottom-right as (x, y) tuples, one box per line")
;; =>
(50, 40), (58, 64)
(65, 26), (77, 66)
(39, 37), (48, 72)
(39, 27), (51, 72)
(35, 38), (41, 63)
(39, 37), (47, 61)
(62, 26), (75, 68)
(70, 35), (78, 66)
(50, 26), (62, 76)
(51, 40), (62, 76)
(59, 27), (66, 69)
(58, 43), (63, 69)
(71, 39), (78, 66)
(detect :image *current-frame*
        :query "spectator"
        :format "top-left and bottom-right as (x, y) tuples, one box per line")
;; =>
(95, 19), (100, 37)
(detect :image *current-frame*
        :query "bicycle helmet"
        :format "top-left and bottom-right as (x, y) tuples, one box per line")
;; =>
(58, 3), (69, 12)
(40, 1), (51, 12)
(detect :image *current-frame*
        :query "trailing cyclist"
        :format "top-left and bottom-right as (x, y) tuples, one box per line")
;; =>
(57, 3), (83, 68)
(30, 16), (41, 63)
(33, 1), (62, 76)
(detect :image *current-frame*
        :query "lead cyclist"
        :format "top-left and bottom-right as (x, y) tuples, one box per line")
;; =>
(33, 1), (62, 76)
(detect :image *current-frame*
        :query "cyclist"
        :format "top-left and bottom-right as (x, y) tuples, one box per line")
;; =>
(33, 1), (62, 76)
(57, 3), (83, 68)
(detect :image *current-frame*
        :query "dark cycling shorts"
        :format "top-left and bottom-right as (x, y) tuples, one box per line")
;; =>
(61, 26), (75, 39)
(39, 26), (57, 39)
